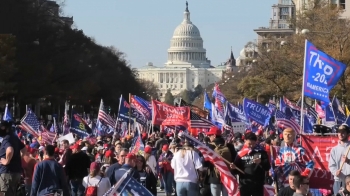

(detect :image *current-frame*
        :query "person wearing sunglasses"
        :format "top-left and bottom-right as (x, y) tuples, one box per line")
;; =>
(135, 155), (157, 195)
(292, 175), (310, 196)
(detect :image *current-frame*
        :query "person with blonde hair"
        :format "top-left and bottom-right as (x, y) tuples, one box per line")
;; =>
(82, 162), (111, 196)
(171, 141), (203, 196)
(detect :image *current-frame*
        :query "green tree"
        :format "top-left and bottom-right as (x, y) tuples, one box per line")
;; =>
(7, 0), (147, 115)
(0, 34), (17, 105)
(138, 79), (159, 101)
(164, 89), (175, 105)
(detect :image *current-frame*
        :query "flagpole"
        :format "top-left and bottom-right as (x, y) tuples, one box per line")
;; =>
(113, 95), (123, 144)
(128, 93), (131, 135)
(300, 39), (308, 134)
(331, 95), (338, 124)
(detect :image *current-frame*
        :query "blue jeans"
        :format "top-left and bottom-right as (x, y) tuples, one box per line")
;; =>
(210, 184), (228, 196)
(176, 182), (199, 196)
(160, 174), (165, 189)
(162, 172), (174, 194)
(70, 179), (85, 196)
(333, 181), (342, 195)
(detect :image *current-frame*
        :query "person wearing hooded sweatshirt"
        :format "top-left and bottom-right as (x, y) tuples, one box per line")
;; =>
(329, 125), (350, 194)
(205, 126), (237, 196)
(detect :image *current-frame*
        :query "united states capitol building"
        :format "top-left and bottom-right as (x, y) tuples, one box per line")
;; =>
(136, 2), (254, 100)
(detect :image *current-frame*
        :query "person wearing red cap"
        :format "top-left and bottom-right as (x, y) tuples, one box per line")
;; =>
(113, 153), (140, 185)
(82, 162), (111, 196)
(143, 145), (156, 175)
(100, 150), (117, 176)
(158, 144), (174, 196)
(65, 143), (91, 196)
(206, 126), (237, 196)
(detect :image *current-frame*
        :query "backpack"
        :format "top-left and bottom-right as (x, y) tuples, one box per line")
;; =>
(85, 177), (103, 196)
(213, 144), (232, 177)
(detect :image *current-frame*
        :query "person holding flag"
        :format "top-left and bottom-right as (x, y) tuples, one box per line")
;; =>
(329, 125), (350, 194)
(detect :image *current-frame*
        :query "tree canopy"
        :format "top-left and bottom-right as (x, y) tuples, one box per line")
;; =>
(193, 2), (350, 108)
(164, 89), (175, 105)
(0, 0), (149, 115)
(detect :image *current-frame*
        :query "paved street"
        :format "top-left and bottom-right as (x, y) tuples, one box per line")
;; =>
(157, 189), (166, 196)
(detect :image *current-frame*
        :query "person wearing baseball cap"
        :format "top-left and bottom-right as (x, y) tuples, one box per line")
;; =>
(329, 124), (350, 194)
(65, 143), (92, 195)
(112, 153), (140, 185)
(82, 162), (111, 196)
(206, 126), (237, 196)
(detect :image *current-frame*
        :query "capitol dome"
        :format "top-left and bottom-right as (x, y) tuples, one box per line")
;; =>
(165, 2), (210, 68)
(173, 23), (201, 37)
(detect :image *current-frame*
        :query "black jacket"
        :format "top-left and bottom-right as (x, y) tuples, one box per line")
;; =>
(234, 147), (270, 186)
(65, 151), (91, 179)
(205, 137), (237, 184)
(139, 169), (157, 195)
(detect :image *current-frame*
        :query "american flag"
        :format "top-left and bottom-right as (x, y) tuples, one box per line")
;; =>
(40, 126), (56, 145)
(180, 132), (239, 196)
(98, 99), (115, 128)
(275, 110), (300, 133)
(190, 112), (214, 128)
(177, 99), (209, 118)
(296, 100), (318, 120)
(103, 168), (153, 196)
(20, 109), (40, 138)
(213, 83), (227, 104)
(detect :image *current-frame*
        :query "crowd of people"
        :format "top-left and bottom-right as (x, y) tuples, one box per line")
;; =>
(1, 118), (350, 196)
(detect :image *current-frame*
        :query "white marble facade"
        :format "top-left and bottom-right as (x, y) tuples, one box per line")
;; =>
(136, 2), (225, 100)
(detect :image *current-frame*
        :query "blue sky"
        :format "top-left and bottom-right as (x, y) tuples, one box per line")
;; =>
(64, 0), (276, 68)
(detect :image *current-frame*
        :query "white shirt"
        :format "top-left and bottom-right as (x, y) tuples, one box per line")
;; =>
(171, 149), (203, 183)
(82, 175), (111, 196)
(146, 155), (157, 175)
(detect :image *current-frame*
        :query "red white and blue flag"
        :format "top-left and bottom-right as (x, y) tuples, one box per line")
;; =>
(179, 132), (239, 196)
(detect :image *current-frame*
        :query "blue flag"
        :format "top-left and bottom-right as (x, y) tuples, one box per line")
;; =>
(303, 40), (346, 104)
(243, 98), (271, 126)
(204, 92), (212, 113)
(70, 110), (92, 137)
(2, 104), (13, 122)
(226, 102), (248, 124)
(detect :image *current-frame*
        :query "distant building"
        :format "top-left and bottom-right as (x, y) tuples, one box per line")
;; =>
(254, 0), (295, 48)
(293, 0), (349, 18)
(136, 2), (226, 100)
(236, 45), (259, 68)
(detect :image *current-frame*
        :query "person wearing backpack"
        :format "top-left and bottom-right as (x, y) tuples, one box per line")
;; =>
(82, 162), (111, 196)
(205, 126), (237, 196)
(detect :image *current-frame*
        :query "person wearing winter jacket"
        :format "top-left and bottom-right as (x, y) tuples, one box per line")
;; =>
(232, 132), (270, 196)
(205, 126), (237, 196)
